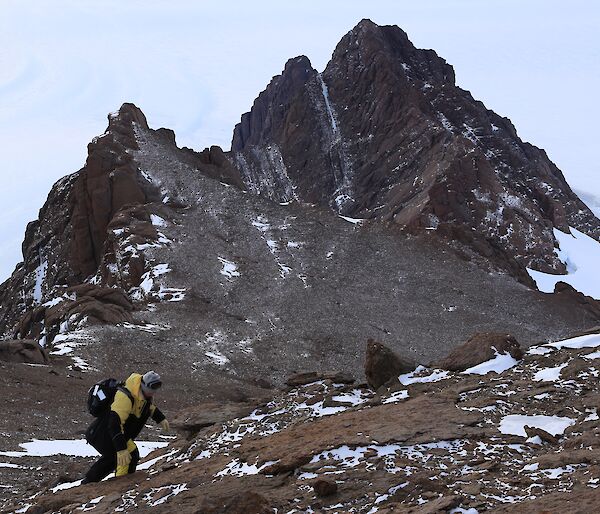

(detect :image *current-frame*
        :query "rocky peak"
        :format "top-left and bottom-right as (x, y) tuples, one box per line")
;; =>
(72, 104), (152, 281)
(331, 18), (455, 86)
(231, 55), (318, 152)
(0, 102), (242, 341)
(227, 19), (600, 280)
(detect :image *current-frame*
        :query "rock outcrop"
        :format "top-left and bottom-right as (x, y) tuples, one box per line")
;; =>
(554, 281), (600, 320)
(0, 104), (242, 342)
(0, 339), (49, 364)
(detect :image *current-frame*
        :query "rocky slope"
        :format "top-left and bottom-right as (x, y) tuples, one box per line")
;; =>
(4, 328), (600, 513)
(0, 103), (598, 385)
(230, 19), (600, 277)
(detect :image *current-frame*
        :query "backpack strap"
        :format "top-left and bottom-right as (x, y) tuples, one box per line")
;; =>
(117, 385), (135, 406)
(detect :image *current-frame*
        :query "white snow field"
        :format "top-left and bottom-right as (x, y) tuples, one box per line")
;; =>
(527, 227), (600, 299)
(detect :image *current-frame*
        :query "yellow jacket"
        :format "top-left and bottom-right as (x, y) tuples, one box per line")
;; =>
(111, 373), (158, 423)
(108, 373), (165, 451)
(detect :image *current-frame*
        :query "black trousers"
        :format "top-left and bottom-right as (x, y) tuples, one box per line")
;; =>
(84, 421), (140, 483)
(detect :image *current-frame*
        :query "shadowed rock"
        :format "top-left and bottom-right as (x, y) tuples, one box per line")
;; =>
(171, 401), (258, 440)
(554, 282), (600, 319)
(364, 338), (416, 390)
(313, 478), (338, 497)
(524, 425), (559, 445)
(0, 340), (49, 364)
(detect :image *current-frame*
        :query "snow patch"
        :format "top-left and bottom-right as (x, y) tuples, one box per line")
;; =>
(399, 366), (450, 385)
(463, 350), (518, 375)
(205, 350), (230, 366)
(150, 214), (167, 227)
(498, 415), (575, 437)
(533, 362), (569, 382)
(338, 215), (363, 225)
(143, 483), (188, 507)
(218, 257), (240, 278)
(382, 390), (409, 404)
(32, 259), (48, 304)
(0, 439), (167, 458)
(546, 333), (600, 350)
(216, 458), (278, 477)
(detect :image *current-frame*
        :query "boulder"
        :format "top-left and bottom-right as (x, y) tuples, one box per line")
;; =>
(436, 332), (523, 372)
(313, 479), (338, 497)
(0, 340), (49, 364)
(364, 338), (415, 390)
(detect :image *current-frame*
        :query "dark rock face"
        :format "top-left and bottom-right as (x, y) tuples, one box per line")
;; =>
(0, 340), (49, 364)
(232, 55), (338, 204)
(70, 103), (151, 281)
(364, 338), (416, 389)
(229, 19), (600, 277)
(436, 332), (523, 371)
(13, 284), (133, 342)
(553, 281), (600, 320)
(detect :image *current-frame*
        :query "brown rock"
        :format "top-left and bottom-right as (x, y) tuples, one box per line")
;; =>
(313, 479), (338, 497)
(285, 371), (354, 387)
(198, 491), (272, 514)
(390, 494), (462, 513)
(364, 339), (415, 390)
(436, 332), (523, 372)
(524, 425), (559, 445)
(173, 401), (257, 440)
(554, 282), (600, 317)
(229, 19), (600, 281)
(222, 491), (272, 514)
(0, 340), (49, 364)
(261, 454), (312, 475)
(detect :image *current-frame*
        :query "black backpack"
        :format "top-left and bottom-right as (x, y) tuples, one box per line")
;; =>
(87, 378), (134, 417)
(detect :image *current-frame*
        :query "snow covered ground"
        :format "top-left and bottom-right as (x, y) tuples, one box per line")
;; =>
(527, 226), (600, 299)
(0, 438), (167, 459)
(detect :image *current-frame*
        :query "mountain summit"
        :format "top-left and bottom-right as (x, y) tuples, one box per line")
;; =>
(229, 19), (600, 277)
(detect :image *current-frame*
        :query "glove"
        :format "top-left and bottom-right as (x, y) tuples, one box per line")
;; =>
(116, 449), (131, 468)
(159, 419), (170, 432)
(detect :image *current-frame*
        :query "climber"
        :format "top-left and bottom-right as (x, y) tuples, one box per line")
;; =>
(83, 371), (169, 483)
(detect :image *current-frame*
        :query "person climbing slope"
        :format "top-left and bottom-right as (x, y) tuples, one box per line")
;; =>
(83, 370), (169, 483)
